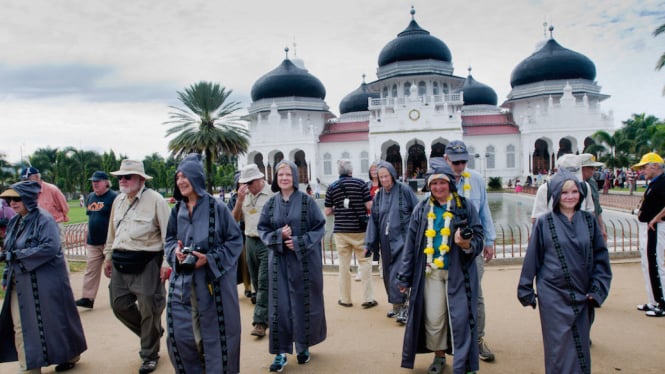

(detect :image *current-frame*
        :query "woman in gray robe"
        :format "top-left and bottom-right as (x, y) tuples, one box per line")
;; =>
(165, 154), (243, 374)
(396, 163), (483, 374)
(518, 169), (612, 374)
(0, 181), (86, 372)
(365, 161), (419, 321)
(258, 160), (327, 372)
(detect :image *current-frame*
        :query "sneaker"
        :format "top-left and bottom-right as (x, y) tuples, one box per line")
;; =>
(139, 358), (159, 374)
(637, 303), (657, 312)
(250, 323), (266, 337)
(396, 305), (408, 324)
(478, 338), (495, 362)
(297, 349), (310, 364)
(75, 298), (94, 309)
(646, 307), (665, 317)
(428, 355), (446, 374)
(269, 354), (287, 372)
(361, 300), (378, 309)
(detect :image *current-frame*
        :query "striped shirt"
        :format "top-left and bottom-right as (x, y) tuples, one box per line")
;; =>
(324, 176), (371, 233)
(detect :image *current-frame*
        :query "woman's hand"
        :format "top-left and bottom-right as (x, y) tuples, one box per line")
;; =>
(281, 224), (292, 240)
(175, 240), (186, 263)
(454, 228), (472, 250)
(192, 251), (208, 269)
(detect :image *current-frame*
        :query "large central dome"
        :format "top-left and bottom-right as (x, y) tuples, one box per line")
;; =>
(510, 38), (596, 88)
(251, 58), (326, 101)
(377, 7), (452, 67)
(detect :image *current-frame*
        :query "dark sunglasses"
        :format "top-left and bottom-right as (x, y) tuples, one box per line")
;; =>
(452, 160), (468, 165)
(4, 197), (21, 202)
(118, 175), (135, 180)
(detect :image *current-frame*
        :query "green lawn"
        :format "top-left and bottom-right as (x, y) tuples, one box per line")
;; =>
(67, 201), (88, 224)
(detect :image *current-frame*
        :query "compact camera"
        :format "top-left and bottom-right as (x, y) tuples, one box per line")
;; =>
(179, 246), (199, 273)
(460, 226), (474, 240)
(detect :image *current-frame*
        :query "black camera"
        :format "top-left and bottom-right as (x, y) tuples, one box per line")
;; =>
(460, 226), (473, 240)
(179, 246), (199, 273)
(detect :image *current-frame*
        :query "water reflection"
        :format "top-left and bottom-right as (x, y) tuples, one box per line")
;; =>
(489, 193), (533, 226)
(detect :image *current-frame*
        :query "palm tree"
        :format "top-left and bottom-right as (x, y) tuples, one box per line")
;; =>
(164, 81), (250, 193)
(589, 130), (631, 168)
(655, 23), (665, 95)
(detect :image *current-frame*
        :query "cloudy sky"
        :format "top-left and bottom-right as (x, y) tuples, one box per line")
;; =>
(1, 0), (664, 164)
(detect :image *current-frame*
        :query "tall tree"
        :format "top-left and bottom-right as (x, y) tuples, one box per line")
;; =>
(655, 23), (665, 95)
(588, 130), (631, 168)
(164, 81), (250, 193)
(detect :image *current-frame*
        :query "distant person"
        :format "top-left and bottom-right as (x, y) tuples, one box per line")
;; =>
(226, 171), (253, 301)
(75, 171), (117, 309)
(20, 167), (70, 256)
(365, 161), (418, 323)
(518, 169), (611, 373)
(102, 160), (171, 374)
(232, 164), (273, 338)
(0, 181), (87, 372)
(165, 154), (243, 373)
(324, 159), (376, 309)
(362, 161), (380, 282)
(397, 162), (484, 374)
(257, 160), (327, 372)
(632, 152), (665, 317)
(579, 154), (607, 242)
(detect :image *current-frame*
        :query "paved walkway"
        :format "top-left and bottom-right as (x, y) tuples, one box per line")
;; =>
(0, 259), (662, 373)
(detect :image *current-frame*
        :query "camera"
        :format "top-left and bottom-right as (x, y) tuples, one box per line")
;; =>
(179, 246), (198, 273)
(460, 226), (473, 240)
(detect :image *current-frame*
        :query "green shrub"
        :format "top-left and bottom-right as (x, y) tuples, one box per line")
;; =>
(488, 177), (503, 191)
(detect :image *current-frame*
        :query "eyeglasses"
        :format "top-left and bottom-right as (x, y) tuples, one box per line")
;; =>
(452, 160), (468, 165)
(4, 197), (21, 203)
(118, 175), (135, 180)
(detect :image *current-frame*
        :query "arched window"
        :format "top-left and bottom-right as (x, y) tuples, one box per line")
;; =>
(506, 144), (516, 168)
(360, 151), (369, 173)
(418, 81), (426, 96)
(442, 83), (449, 94)
(403, 82), (412, 97)
(467, 146), (476, 170)
(433, 82), (440, 96)
(323, 153), (332, 175)
(391, 84), (398, 98)
(341, 151), (350, 159)
(486, 146), (495, 169)
(382, 86), (388, 98)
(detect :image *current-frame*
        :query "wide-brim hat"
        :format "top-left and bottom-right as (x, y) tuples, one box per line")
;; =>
(0, 188), (20, 198)
(632, 152), (664, 170)
(579, 153), (604, 168)
(110, 160), (153, 180)
(239, 164), (264, 184)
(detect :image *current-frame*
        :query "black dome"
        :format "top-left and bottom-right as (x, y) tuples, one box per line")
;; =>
(510, 38), (596, 88)
(461, 74), (497, 106)
(339, 81), (380, 114)
(378, 9), (452, 67)
(251, 59), (326, 101)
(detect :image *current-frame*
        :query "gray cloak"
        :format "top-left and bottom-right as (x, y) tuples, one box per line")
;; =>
(0, 181), (87, 369)
(258, 160), (327, 354)
(518, 170), (612, 374)
(365, 161), (419, 304)
(165, 154), (243, 373)
(397, 194), (483, 373)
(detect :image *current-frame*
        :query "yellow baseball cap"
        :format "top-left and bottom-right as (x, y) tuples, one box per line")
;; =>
(632, 152), (664, 169)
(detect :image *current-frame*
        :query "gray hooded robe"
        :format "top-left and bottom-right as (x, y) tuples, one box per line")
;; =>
(518, 169), (612, 374)
(0, 181), (87, 369)
(257, 160), (327, 354)
(165, 154), (243, 373)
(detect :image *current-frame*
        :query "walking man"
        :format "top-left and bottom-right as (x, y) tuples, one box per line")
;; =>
(232, 164), (273, 337)
(633, 152), (665, 317)
(102, 160), (170, 373)
(76, 171), (117, 309)
(443, 140), (497, 362)
(325, 159), (377, 309)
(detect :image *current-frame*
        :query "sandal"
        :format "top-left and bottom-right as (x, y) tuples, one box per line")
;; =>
(428, 355), (446, 374)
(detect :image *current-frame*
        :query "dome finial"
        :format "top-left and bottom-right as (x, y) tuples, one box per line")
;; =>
(542, 20), (548, 38)
(362, 73), (366, 83)
(549, 25), (554, 39)
(293, 37), (298, 58)
(468, 66), (472, 76)
(284, 46), (290, 59)
(410, 5), (415, 20)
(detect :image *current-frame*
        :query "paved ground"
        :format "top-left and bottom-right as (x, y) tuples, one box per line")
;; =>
(0, 258), (662, 373)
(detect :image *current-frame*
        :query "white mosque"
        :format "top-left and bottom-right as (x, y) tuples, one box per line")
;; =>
(237, 7), (614, 187)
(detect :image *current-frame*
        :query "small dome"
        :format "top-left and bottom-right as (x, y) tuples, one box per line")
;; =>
(461, 72), (497, 106)
(251, 58), (326, 101)
(510, 38), (596, 88)
(377, 7), (452, 67)
(339, 78), (380, 114)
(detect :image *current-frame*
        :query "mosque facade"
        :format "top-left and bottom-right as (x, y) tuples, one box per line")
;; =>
(238, 7), (614, 187)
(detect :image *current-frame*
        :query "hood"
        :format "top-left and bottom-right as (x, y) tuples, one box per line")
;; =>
(271, 160), (299, 193)
(549, 169), (583, 212)
(11, 180), (42, 212)
(424, 159), (457, 193)
(174, 153), (207, 201)
(376, 161), (398, 187)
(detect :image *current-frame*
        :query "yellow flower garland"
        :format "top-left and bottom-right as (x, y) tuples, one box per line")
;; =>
(424, 196), (454, 274)
(461, 170), (471, 199)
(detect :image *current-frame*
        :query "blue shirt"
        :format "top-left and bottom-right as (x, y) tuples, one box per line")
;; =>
(454, 169), (496, 247)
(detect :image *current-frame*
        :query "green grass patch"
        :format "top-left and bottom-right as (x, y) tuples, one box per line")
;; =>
(67, 201), (88, 225)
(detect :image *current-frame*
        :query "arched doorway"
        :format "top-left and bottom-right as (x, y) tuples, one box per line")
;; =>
(407, 141), (427, 178)
(532, 139), (550, 174)
(386, 144), (403, 178)
(252, 154), (266, 177)
(430, 141), (446, 158)
(557, 138), (573, 159)
(294, 150), (308, 184)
